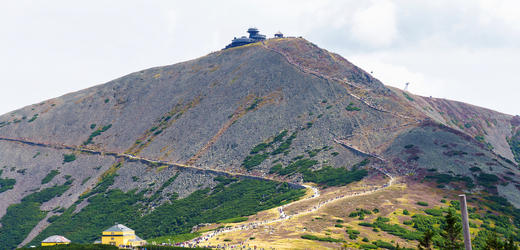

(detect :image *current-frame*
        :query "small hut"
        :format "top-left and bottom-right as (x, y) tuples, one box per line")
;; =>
(274, 31), (283, 38)
(41, 235), (71, 246)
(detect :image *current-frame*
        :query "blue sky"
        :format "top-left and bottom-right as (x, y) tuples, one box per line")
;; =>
(1, 0), (519, 116)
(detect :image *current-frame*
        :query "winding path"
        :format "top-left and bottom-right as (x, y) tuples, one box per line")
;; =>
(177, 164), (395, 248)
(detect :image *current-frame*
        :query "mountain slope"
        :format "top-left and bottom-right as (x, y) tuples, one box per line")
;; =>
(0, 38), (519, 249)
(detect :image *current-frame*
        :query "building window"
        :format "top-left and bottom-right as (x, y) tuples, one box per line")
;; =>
(111, 232), (114, 234)
(111, 238), (114, 240)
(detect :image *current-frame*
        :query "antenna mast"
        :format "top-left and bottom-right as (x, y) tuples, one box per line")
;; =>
(404, 82), (410, 92)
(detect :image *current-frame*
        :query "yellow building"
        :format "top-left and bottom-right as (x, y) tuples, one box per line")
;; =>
(41, 235), (71, 246)
(101, 223), (146, 247)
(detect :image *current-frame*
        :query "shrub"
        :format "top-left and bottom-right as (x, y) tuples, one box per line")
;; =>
(217, 217), (248, 224)
(424, 209), (444, 217)
(404, 144), (414, 149)
(301, 234), (318, 240)
(335, 224), (343, 228)
(63, 154), (76, 163)
(331, 152), (339, 156)
(359, 222), (374, 227)
(417, 201), (429, 206)
(250, 143), (268, 154)
(249, 237), (255, 240)
(361, 244), (379, 249)
(81, 176), (91, 185)
(47, 215), (60, 223)
(469, 167), (482, 172)
(403, 209), (409, 215)
(104, 99), (109, 103)
(347, 230), (360, 235)
(376, 217), (390, 223)
(0, 177), (16, 193)
(346, 102), (361, 111)
(90, 124), (96, 129)
(336, 219), (344, 223)
(403, 220), (413, 225)
(374, 240), (396, 250)
(41, 170), (60, 184)
(242, 153), (269, 170)
(363, 237), (369, 242)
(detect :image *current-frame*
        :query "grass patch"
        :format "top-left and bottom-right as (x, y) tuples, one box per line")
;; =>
(403, 92), (414, 101)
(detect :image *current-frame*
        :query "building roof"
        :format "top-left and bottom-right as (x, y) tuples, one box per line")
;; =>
(42, 235), (71, 243)
(103, 223), (134, 232)
(128, 236), (145, 242)
(275, 31), (283, 35)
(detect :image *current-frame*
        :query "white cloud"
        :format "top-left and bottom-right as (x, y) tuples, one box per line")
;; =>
(350, 0), (398, 48)
(347, 53), (446, 97)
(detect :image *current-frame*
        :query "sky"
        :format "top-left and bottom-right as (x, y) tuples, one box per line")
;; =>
(1, 0), (519, 116)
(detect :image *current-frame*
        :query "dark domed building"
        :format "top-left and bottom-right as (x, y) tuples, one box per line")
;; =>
(225, 28), (266, 49)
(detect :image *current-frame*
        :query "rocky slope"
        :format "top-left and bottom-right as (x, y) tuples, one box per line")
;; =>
(0, 38), (519, 248)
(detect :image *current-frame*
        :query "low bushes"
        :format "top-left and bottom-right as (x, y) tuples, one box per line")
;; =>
(63, 154), (76, 163)
(41, 170), (60, 184)
(416, 201), (429, 206)
(301, 234), (343, 242)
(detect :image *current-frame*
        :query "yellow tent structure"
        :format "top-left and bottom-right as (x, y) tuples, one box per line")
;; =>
(41, 235), (71, 246)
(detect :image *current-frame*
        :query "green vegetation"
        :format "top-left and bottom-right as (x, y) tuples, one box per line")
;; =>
(104, 98), (110, 103)
(404, 144), (414, 149)
(464, 123), (472, 128)
(217, 217), (249, 224)
(416, 201), (429, 206)
(0, 179), (74, 249)
(28, 114), (38, 123)
(81, 176), (91, 185)
(424, 209), (444, 217)
(41, 170), (60, 184)
(301, 234), (344, 242)
(331, 152), (339, 156)
(346, 102), (361, 111)
(247, 98), (263, 111)
(403, 92), (414, 101)
(470, 167), (482, 172)
(477, 173), (500, 188)
(63, 154), (77, 163)
(242, 153), (269, 170)
(33, 152), (41, 158)
(424, 173), (474, 189)
(90, 124), (97, 129)
(146, 232), (202, 245)
(507, 131), (520, 164)
(29, 176), (305, 245)
(403, 209), (410, 215)
(83, 124), (112, 145)
(0, 176), (16, 193)
(271, 131), (297, 155)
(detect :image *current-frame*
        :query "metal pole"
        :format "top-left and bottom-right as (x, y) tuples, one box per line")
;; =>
(459, 194), (472, 250)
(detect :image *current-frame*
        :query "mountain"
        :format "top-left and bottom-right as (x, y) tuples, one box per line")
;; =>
(0, 38), (519, 249)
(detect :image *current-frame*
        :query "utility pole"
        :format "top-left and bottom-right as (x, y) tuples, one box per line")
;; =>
(459, 194), (472, 250)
